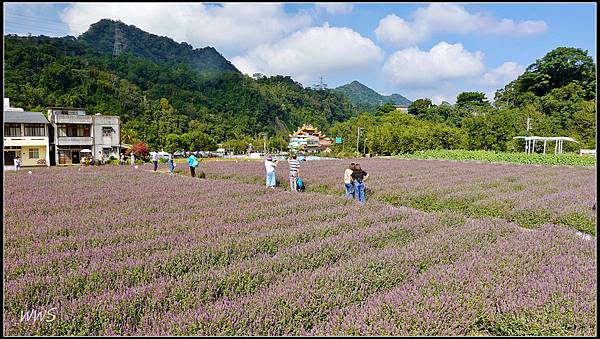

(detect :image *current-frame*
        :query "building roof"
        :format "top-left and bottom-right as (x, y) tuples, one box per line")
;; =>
(4, 111), (49, 124)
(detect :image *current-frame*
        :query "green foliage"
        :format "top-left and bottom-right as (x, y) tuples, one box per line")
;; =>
(328, 111), (467, 155)
(408, 98), (432, 116)
(396, 149), (596, 167)
(556, 212), (596, 235)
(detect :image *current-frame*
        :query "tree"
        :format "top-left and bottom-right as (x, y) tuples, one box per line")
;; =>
(130, 142), (149, 160)
(408, 98), (432, 116)
(187, 130), (217, 151)
(456, 92), (489, 108)
(495, 47), (596, 107)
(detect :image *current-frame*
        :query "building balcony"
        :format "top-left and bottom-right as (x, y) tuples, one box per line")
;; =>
(56, 136), (93, 145)
(3, 136), (49, 147)
(53, 115), (93, 124)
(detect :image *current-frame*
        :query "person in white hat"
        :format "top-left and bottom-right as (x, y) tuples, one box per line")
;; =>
(264, 155), (278, 189)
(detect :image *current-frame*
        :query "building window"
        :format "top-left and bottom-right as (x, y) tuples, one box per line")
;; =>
(29, 148), (39, 159)
(58, 124), (90, 137)
(24, 124), (46, 136)
(102, 127), (114, 136)
(5, 124), (21, 137)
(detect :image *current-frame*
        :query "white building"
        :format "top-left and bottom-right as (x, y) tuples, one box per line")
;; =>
(47, 107), (120, 165)
(3, 99), (51, 167)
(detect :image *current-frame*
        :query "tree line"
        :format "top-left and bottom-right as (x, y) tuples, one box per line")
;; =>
(329, 47), (596, 155)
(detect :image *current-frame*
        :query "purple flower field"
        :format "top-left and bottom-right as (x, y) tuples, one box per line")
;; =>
(3, 161), (596, 335)
(185, 158), (597, 234)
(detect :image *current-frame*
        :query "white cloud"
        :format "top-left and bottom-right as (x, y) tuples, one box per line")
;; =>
(232, 24), (384, 85)
(480, 61), (525, 87)
(315, 3), (354, 15)
(375, 3), (548, 47)
(383, 41), (485, 88)
(59, 3), (312, 54)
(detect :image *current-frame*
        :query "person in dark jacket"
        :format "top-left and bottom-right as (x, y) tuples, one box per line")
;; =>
(351, 163), (369, 203)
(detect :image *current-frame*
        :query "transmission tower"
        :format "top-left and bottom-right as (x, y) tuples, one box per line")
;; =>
(113, 22), (125, 57)
(313, 76), (327, 90)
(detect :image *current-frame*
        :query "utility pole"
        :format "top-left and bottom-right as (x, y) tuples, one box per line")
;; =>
(262, 132), (268, 154)
(356, 127), (363, 154)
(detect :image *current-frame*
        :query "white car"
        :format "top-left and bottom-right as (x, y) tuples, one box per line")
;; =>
(149, 151), (171, 159)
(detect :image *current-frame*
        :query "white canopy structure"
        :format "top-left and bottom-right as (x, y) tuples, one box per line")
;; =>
(513, 136), (578, 155)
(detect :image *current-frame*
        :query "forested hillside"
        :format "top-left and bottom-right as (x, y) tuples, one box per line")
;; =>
(79, 19), (239, 74)
(334, 80), (412, 112)
(3, 20), (358, 151)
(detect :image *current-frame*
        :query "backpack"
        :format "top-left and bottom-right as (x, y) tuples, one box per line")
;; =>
(192, 158), (199, 167)
(296, 178), (305, 192)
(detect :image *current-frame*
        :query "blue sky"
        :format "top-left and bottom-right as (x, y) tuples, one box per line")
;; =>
(4, 2), (597, 104)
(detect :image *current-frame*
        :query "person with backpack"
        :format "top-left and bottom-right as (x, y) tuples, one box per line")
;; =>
(152, 152), (159, 171)
(167, 154), (175, 176)
(344, 162), (355, 198)
(351, 163), (369, 203)
(265, 155), (278, 189)
(288, 154), (300, 192)
(188, 153), (199, 177)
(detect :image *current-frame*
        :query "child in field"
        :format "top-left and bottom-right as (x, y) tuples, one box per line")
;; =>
(344, 163), (355, 198)
(14, 156), (21, 171)
(152, 152), (158, 171)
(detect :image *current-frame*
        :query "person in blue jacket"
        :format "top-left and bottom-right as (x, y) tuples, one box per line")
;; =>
(188, 154), (199, 177)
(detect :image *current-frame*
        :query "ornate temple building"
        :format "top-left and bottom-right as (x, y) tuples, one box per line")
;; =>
(288, 124), (332, 153)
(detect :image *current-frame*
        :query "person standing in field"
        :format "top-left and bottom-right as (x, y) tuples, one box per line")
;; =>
(344, 163), (355, 198)
(119, 153), (125, 166)
(14, 156), (21, 171)
(265, 155), (278, 189)
(188, 153), (198, 177)
(98, 152), (104, 166)
(167, 154), (175, 176)
(130, 153), (136, 166)
(152, 152), (159, 172)
(351, 163), (369, 203)
(288, 154), (300, 192)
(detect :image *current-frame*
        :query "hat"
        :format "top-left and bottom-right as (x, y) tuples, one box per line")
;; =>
(266, 155), (273, 161)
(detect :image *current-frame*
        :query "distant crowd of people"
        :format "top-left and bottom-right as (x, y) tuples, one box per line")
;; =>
(77, 150), (370, 203)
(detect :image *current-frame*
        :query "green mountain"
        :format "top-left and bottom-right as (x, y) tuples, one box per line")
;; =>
(334, 81), (412, 111)
(4, 20), (358, 151)
(79, 19), (239, 74)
